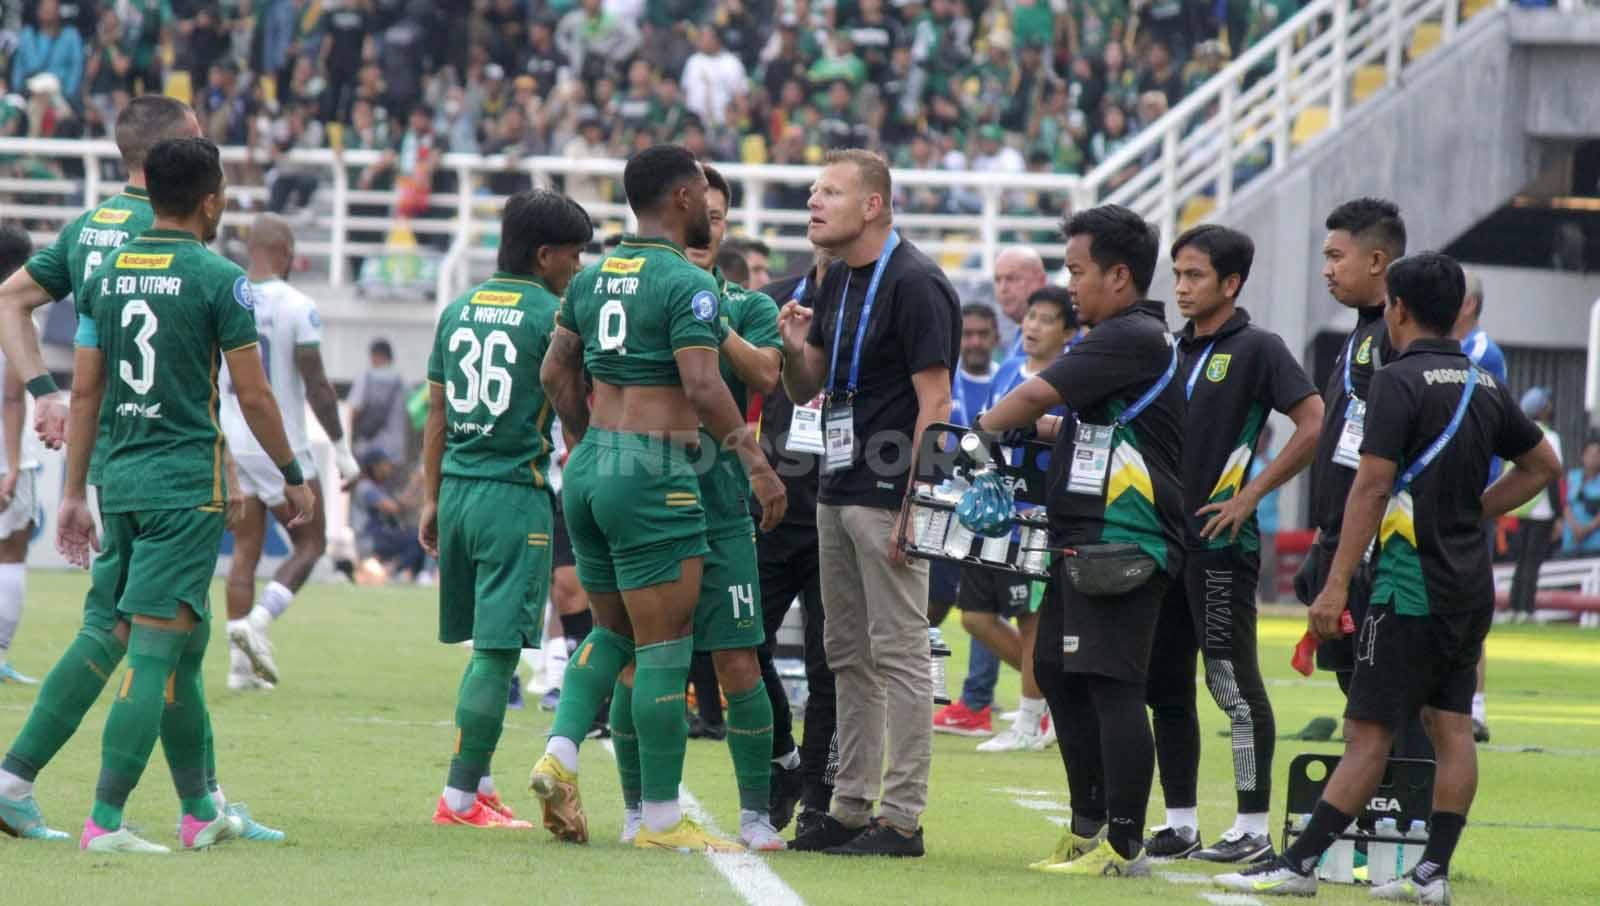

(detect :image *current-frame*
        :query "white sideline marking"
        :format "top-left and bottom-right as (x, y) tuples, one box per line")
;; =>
(599, 740), (806, 906)
(1012, 798), (1072, 813)
(1199, 894), (1265, 906)
(680, 788), (807, 906)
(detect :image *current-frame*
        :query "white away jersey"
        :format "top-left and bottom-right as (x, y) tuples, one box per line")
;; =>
(220, 278), (323, 459)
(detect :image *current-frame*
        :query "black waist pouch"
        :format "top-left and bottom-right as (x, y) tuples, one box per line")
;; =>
(1060, 543), (1158, 597)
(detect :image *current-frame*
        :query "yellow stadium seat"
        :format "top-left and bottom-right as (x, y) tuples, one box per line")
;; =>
(1351, 65), (1386, 103)
(165, 70), (192, 106)
(1179, 196), (1216, 230)
(1411, 22), (1442, 59)
(939, 234), (974, 271)
(1292, 106), (1330, 146)
(1462, 0), (1492, 19)
(740, 134), (768, 164)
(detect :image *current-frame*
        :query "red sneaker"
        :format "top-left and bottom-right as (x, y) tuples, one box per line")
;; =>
(432, 796), (533, 829)
(933, 700), (993, 737)
(477, 792), (517, 820)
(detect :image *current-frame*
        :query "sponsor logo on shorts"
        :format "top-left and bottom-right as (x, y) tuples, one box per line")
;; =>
(471, 290), (520, 306)
(116, 252), (173, 269)
(1062, 636), (1080, 654)
(601, 257), (646, 275)
(92, 207), (134, 225)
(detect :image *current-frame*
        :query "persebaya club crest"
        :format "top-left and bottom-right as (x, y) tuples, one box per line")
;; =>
(1206, 353), (1232, 382)
(1356, 336), (1374, 365)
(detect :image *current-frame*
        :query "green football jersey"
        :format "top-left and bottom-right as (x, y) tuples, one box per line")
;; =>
(697, 270), (782, 533)
(426, 272), (560, 487)
(24, 186), (156, 486)
(77, 229), (259, 514)
(24, 187), (155, 313)
(556, 235), (722, 387)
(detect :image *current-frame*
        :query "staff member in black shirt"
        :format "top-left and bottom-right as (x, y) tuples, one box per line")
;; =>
(980, 205), (1185, 878)
(1221, 252), (1559, 900)
(1299, 198), (1403, 684)
(778, 149), (959, 857)
(753, 247), (840, 838)
(1144, 225), (1323, 864)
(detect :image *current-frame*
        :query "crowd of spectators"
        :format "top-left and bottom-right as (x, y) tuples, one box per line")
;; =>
(1, 0), (1301, 222)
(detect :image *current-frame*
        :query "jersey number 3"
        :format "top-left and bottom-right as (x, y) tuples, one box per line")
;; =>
(119, 300), (158, 395)
(447, 328), (516, 417)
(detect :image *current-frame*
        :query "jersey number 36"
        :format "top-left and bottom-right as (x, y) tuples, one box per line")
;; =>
(447, 328), (516, 417)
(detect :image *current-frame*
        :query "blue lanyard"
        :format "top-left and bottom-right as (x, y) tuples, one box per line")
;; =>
(1342, 333), (1356, 397)
(792, 275), (807, 303)
(1184, 340), (1218, 400)
(1394, 367), (1478, 492)
(825, 230), (900, 399)
(1116, 338), (1179, 427)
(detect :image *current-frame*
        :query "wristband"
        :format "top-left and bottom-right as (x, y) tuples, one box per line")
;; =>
(279, 458), (305, 486)
(25, 374), (59, 398)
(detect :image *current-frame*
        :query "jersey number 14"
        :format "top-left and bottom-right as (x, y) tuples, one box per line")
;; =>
(446, 328), (516, 417)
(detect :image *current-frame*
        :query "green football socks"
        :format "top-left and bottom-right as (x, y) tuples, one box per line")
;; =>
(92, 624), (188, 830)
(2, 625), (126, 782)
(549, 627), (633, 744)
(158, 625), (216, 821)
(725, 682), (775, 814)
(609, 678), (641, 808)
(632, 637), (692, 804)
(447, 649), (519, 795)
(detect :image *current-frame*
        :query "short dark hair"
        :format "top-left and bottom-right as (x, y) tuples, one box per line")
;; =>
(960, 303), (998, 328)
(144, 137), (223, 219)
(1062, 204), (1159, 294)
(739, 236), (770, 257)
(1325, 197), (1406, 261)
(716, 247), (749, 285)
(115, 95), (195, 169)
(1171, 224), (1255, 292)
(703, 164), (731, 207)
(1027, 285), (1076, 328)
(623, 144), (702, 215)
(370, 339), (394, 360)
(410, 102), (435, 121)
(1385, 252), (1465, 335)
(497, 189), (593, 275)
(0, 222), (32, 280)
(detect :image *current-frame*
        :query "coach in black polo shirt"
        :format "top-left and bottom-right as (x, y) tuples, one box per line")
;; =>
(777, 149), (959, 857)
(1221, 252), (1558, 900)
(1144, 225), (1323, 864)
(752, 248), (839, 838)
(980, 205), (1184, 877)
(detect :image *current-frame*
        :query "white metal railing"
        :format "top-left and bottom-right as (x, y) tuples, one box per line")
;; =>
(0, 0), (1548, 302)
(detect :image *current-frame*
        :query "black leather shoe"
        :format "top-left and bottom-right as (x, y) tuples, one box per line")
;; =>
(791, 813), (869, 852)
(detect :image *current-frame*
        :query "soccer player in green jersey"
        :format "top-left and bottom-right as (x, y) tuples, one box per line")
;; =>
(59, 137), (313, 854)
(418, 190), (593, 830)
(602, 165), (787, 850)
(531, 144), (787, 853)
(0, 96), (286, 844)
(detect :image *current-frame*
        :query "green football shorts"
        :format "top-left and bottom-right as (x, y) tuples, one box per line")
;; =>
(436, 477), (552, 649)
(694, 526), (765, 652)
(96, 506), (225, 623)
(562, 428), (710, 594)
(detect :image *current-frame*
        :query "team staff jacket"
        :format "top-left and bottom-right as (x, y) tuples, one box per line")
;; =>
(1361, 338), (1544, 616)
(1176, 309), (1316, 552)
(1039, 300), (1186, 575)
(1309, 304), (1392, 550)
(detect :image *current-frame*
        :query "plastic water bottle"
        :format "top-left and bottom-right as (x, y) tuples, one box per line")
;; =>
(1369, 818), (1399, 885)
(941, 474), (976, 559)
(1317, 820), (1357, 883)
(1400, 820), (1428, 875)
(921, 481), (956, 553)
(928, 627), (952, 704)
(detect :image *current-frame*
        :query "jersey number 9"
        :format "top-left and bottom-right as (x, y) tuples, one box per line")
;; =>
(447, 327), (516, 417)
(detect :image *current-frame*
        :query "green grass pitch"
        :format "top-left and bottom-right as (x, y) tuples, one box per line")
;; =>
(2, 573), (1597, 905)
